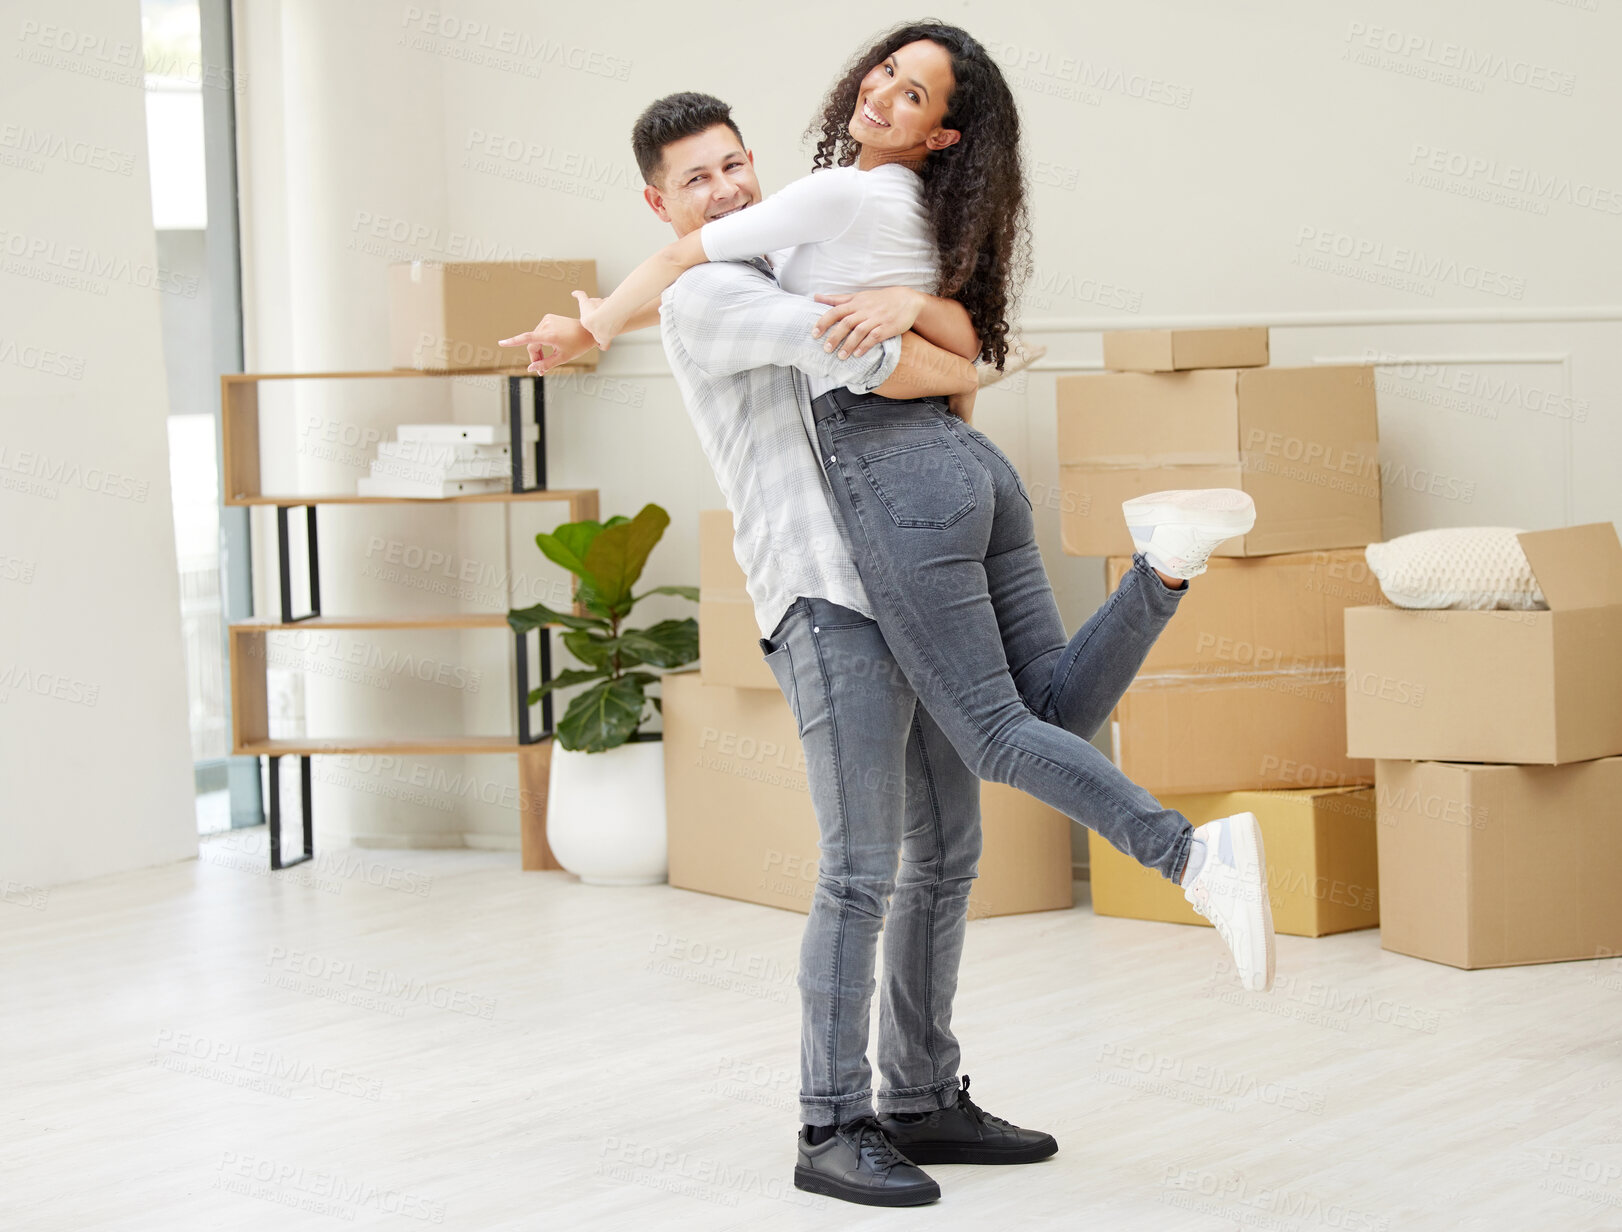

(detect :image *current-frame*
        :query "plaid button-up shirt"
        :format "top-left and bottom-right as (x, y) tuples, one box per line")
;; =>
(660, 258), (900, 638)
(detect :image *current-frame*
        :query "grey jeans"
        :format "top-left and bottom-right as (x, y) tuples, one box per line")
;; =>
(811, 387), (1195, 878)
(764, 400), (1190, 1125)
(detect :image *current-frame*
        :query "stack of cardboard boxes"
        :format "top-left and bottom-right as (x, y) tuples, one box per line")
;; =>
(1344, 522), (1622, 968)
(663, 510), (1076, 919)
(1061, 328), (1387, 937)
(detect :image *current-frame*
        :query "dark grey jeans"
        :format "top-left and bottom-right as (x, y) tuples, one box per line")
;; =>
(762, 596), (979, 1126)
(764, 395), (1190, 1124)
(810, 386), (1195, 879)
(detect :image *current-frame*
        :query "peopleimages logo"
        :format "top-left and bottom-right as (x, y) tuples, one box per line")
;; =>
(1293, 225), (1526, 301)
(398, 7), (631, 81)
(980, 38), (1194, 108)
(0, 444), (150, 502)
(0, 227), (199, 297)
(0, 124), (135, 175)
(1407, 144), (1622, 216)
(1342, 21), (1578, 95)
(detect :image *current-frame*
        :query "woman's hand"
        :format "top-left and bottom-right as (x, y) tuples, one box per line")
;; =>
(499, 290), (607, 372)
(498, 306), (597, 376)
(572, 289), (623, 352)
(811, 287), (925, 359)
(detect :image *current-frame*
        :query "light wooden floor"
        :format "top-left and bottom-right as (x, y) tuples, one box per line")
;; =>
(7, 832), (1621, 1232)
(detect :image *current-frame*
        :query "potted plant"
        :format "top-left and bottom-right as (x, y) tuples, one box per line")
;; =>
(508, 503), (698, 884)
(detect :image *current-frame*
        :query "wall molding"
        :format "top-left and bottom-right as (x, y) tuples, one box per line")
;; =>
(1018, 306), (1622, 331)
(598, 307), (1621, 380)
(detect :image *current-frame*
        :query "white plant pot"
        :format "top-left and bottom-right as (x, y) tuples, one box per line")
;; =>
(546, 738), (668, 886)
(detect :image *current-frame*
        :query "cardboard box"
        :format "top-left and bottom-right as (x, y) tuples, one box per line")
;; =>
(1102, 327), (1269, 373)
(1375, 757), (1622, 968)
(1106, 549), (1380, 796)
(1112, 674), (1371, 797)
(1107, 548), (1385, 677)
(698, 509), (776, 690)
(389, 259), (599, 371)
(1057, 365), (1381, 558)
(1345, 524), (1622, 765)
(663, 671), (1074, 918)
(1088, 786), (1378, 937)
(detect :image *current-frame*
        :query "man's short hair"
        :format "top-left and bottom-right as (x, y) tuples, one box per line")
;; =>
(631, 92), (745, 186)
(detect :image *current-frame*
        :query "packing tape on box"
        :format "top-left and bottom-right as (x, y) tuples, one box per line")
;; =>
(1238, 449), (1382, 488)
(1063, 448), (1380, 474)
(1126, 663), (1347, 692)
(1063, 453), (1235, 470)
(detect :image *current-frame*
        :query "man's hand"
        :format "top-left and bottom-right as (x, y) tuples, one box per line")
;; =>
(498, 293), (600, 375)
(811, 287), (925, 360)
(948, 387), (977, 424)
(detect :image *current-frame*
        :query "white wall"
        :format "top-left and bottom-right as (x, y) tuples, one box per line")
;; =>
(233, 0), (1622, 856)
(0, 0), (199, 886)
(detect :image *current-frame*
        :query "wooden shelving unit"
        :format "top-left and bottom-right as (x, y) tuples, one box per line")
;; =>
(222, 368), (594, 873)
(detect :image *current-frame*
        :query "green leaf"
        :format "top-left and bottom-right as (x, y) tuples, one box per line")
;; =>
(561, 628), (623, 669)
(615, 618), (699, 668)
(534, 515), (635, 594)
(556, 676), (648, 752)
(507, 602), (608, 634)
(633, 584), (700, 604)
(525, 666), (611, 704)
(574, 576), (616, 620)
(582, 504), (670, 612)
(534, 523), (598, 582)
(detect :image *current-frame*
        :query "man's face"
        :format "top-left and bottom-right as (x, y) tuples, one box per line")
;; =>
(643, 124), (761, 237)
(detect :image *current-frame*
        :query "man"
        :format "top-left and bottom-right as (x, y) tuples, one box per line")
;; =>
(499, 93), (1249, 1209)
(502, 94), (1052, 1207)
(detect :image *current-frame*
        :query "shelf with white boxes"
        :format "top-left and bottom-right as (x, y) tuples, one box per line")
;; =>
(221, 367), (596, 872)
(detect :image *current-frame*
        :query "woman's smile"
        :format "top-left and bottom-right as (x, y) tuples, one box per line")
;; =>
(858, 98), (891, 129)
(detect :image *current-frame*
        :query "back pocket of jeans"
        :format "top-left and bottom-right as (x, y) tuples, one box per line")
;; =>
(856, 438), (975, 529)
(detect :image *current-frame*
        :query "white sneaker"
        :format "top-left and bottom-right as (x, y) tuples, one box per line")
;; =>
(1121, 489), (1256, 579)
(1183, 812), (1275, 992)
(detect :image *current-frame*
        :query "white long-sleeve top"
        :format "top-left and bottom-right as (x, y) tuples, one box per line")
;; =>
(699, 163), (940, 399)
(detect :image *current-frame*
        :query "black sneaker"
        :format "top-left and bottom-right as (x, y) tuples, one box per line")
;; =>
(793, 1116), (941, 1207)
(877, 1075), (1058, 1165)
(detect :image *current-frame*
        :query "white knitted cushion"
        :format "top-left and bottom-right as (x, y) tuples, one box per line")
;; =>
(1364, 528), (1547, 610)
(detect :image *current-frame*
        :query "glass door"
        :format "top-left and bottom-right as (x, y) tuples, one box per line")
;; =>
(142, 0), (260, 833)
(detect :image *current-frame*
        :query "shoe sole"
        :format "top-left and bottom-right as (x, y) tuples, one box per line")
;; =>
(1228, 812), (1276, 992)
(793, 1166), (940, 1207)
(1121, 489), (1257, 535)
(891, 1138), (1059, 1165)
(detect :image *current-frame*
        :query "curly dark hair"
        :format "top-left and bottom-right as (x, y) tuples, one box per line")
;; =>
(806, 21), (1030, 369)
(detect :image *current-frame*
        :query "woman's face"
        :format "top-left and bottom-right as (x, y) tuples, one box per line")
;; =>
(847, 39), (959, 159)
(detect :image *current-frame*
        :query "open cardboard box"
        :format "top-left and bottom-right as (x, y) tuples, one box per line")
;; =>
(1345, 523), (1622, 764)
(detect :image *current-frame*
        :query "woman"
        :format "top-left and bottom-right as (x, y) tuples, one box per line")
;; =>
(574, 23), (1273, 994)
